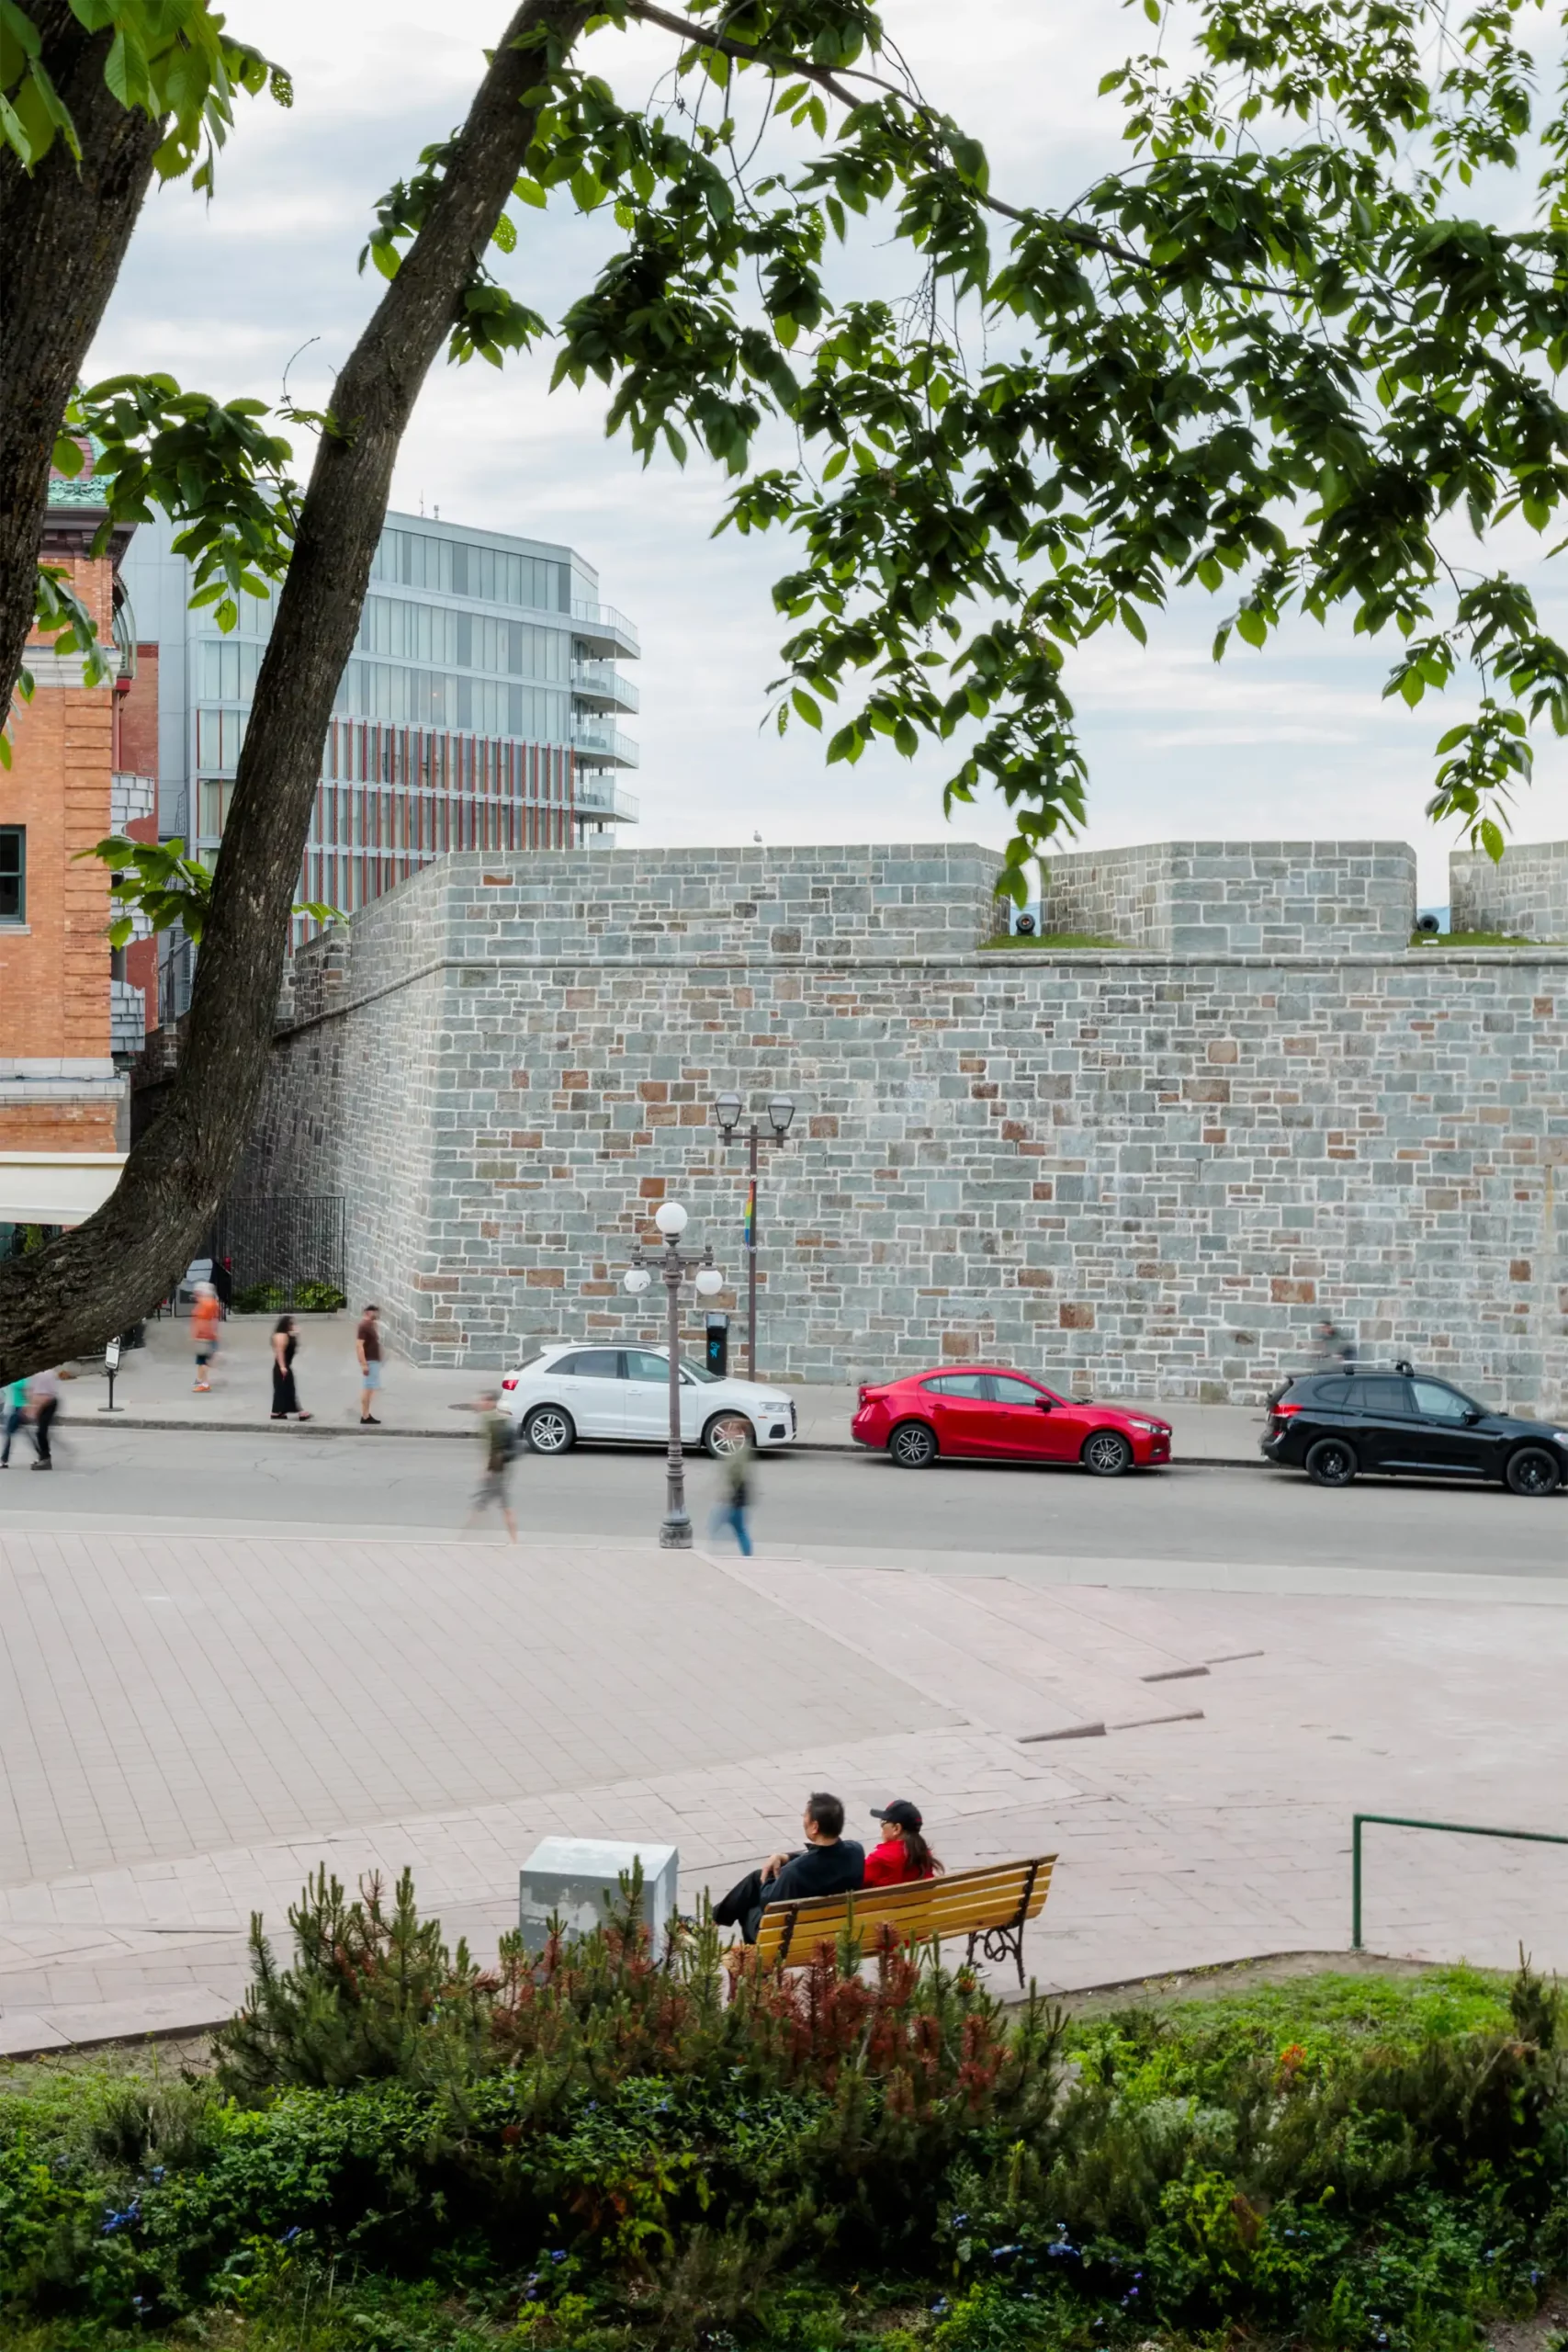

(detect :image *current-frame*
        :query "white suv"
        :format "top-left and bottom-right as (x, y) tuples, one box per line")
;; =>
(500, 1342), (798, 1456)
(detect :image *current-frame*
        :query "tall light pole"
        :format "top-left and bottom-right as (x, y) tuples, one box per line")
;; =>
(713, 1091), (796, 1381)
(624, 1200), (726, 1550)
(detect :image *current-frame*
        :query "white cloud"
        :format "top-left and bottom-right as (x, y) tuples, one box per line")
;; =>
(86, 0), (1568, 901)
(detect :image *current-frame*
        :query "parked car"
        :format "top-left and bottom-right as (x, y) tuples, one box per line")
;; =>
(500, 1342), (797, 1456)
(851, 1368), (1171, 1475)
(1261, 1363), (1568, 1493)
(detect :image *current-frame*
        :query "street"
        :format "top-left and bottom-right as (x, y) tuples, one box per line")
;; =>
(1, 1419), (1562, 1576)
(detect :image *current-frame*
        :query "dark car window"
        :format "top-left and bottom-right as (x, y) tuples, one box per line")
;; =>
(989, 1375), (1045, 1404)
(1411, 1379), (1474, 1422)
(1312, 1378), (1354, 1407)
(1353, 1375), (1413, 1415)
(922, 1374), (988, 1398)
(557, 1349), (623, 1379)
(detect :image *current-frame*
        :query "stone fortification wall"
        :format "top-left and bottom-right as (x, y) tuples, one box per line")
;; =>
(1043, 840), (1416, 953)
(244, 842), (1568, 1410)
(1450, 840), (1568, 938)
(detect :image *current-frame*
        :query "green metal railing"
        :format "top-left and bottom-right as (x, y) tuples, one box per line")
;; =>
(1352, 1812), (1568, 1951)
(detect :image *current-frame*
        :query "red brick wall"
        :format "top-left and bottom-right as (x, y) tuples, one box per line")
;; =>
(0, 548), (117, 1082)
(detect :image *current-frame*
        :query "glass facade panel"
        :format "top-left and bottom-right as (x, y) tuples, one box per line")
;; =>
(185, 509), (633, 903)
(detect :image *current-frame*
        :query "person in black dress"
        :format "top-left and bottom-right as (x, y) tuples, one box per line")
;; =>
(270, 1316), (310, 1420)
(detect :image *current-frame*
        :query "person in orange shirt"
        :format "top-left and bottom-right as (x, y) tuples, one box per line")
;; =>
(191, 1283), (221, 1393)
(863, 1800), (943, 1888)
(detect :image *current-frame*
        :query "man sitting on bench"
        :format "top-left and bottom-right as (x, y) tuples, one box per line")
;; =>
(712, 1791), (865, 1944)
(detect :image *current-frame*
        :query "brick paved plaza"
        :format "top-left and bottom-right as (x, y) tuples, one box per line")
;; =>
(1, 1524), (1564, 2054)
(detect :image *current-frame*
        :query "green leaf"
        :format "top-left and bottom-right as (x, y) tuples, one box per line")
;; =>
(1480, 818), (1506, 862)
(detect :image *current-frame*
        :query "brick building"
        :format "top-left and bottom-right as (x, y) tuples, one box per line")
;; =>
(0, 462), (158, 1243)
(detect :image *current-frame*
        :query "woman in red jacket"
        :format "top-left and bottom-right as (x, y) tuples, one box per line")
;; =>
(863, 1799), (942, 1887)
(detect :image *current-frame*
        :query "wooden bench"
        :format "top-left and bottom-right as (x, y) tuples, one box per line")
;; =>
(750, 1854), (1056, 1986)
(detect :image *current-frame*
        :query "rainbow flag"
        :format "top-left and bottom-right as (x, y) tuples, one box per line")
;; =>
(743, 1179), (756, 1249)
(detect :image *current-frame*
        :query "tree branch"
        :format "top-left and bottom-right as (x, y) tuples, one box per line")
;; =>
(0, 0), (593, 1385)
(0, 7), (166, 723)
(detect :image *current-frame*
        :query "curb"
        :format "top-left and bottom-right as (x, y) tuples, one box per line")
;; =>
(43, 1416), (1271, 1468)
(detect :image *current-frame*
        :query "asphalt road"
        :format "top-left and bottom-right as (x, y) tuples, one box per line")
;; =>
(0, 1421), (1562, 1576)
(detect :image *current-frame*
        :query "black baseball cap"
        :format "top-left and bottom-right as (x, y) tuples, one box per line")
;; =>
(872, 1800), (923, 1831)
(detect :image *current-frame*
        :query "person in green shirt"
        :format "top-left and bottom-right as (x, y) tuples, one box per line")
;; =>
(1, 1375), (30, 1468)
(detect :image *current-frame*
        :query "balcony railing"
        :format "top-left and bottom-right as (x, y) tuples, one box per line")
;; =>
(570, 600), (640, 658)
(574, 779), (640, 823)
(571, 721), (639, 768)
(570, 661), (640, 714)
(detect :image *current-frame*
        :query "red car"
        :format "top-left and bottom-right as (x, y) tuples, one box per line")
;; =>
(851, 1367), (1171, 1476)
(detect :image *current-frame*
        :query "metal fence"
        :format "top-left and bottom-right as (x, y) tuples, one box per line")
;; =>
(212, 1196), (347, 1312)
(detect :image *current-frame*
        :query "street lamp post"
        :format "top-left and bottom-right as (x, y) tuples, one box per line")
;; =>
(713, 1091), (796, 1381)
(624, 1200), (725, 1549)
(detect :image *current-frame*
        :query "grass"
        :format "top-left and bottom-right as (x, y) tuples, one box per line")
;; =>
(1411, 928), (1555, 946)
(979, 931), (1122, 951)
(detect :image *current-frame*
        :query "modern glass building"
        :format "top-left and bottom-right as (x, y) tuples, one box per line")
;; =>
(119, 508), (640, 927)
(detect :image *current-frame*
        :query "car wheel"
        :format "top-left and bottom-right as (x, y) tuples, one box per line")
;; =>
(1304, 1436), (1357, 1487)
(888, 1420), (938, 1469)
(704, 1411), (755, 1459)
(1081, 1430), (1134, 1477)
(523, 1404), (575, 1456)
(1506, 1445), (1562, 1496)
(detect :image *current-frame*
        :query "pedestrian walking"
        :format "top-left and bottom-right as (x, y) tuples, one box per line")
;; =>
(465, 1389), (519, 1542)
(269, 1316), (311, 1421)
(709, 1440), (754, 1556)
(191, 1282), (221, 1392)
(1313, 1318), (1357, 1368)
(27, 1364), (71, 1468)
(0, 1374), (29, 1467)
(355, 1304), (383, 1426)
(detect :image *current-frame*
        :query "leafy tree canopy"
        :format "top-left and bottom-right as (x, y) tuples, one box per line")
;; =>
(7, 0), (1568, 1383)
(13, 0), (1568, 895)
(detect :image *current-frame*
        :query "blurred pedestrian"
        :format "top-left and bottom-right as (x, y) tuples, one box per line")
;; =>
(191, 1282), (221, 1392)
(1313, 1318), (1357, 1368)
(270, 1315), (311, 1421)
(0, 1374), (29, 1467)
(709, 1439), (754, 1556)
(356, 1303), (383, 1426)
(27, 1364), (71, 1468)
(465, 1389), (518, 1542)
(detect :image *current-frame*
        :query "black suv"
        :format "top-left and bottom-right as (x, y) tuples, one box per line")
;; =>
(1262, 1363), (1568, 1494)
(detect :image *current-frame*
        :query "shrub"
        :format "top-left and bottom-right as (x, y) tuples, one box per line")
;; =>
(231, 1280), (346, 1315)
(0, 1883), (1562, 2352)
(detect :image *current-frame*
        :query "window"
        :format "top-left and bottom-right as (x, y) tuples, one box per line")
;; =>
(1312, 1378), (1353, 1407)
(990, 1375), (1046, 1405)
(921, 1373), (988, 1398)
(558, 1349), (622, 1379)
(0, 826), (23, 922)
(1412, 1380), (1474, 1422)
(1353, 1376), (1412, 1415)
(199, 639), (264, 700)
(625, 1350), (670, 1384)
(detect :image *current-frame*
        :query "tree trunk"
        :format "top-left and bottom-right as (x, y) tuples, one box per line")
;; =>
(0, 4), (166, 720)
(0, 0), (592, 1384)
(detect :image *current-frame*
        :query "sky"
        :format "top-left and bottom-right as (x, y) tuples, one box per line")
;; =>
(87, 0), (1568, 903)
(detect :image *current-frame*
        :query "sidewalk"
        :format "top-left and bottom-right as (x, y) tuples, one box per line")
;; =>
(2, 1527), (1564, 2055)
(64, 1314), (1269, 1462)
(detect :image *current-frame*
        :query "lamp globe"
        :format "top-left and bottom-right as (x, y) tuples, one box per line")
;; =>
(694, 1265), (725, 1296)
(653, 1200), (688, 1238)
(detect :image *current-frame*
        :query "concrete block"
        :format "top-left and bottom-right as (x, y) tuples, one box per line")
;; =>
(518, 1835), (681, 1955)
